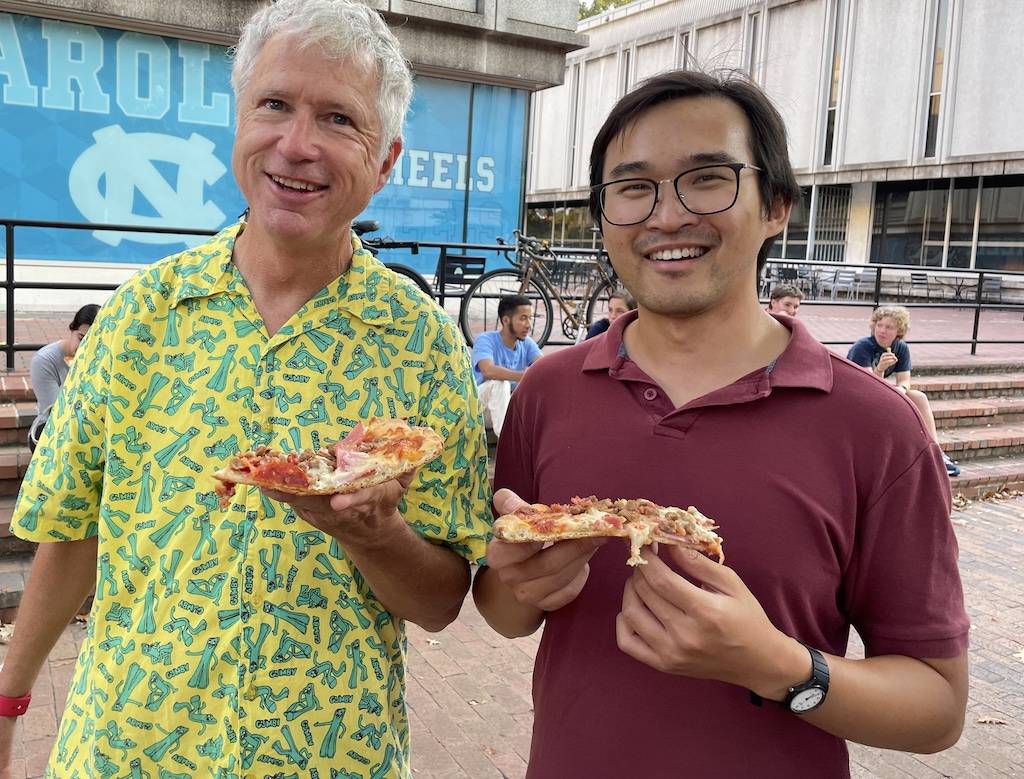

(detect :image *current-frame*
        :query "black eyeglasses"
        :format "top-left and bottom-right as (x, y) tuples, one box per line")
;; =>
(592, 162), (762, 226)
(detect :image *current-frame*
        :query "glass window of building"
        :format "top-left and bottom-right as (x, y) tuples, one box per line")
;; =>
(823, 0), (847, 166)
(924, 0), (949, 158)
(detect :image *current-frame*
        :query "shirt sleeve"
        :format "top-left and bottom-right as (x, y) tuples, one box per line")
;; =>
(14, 314), (112, 542)
(404, 314), (492, 565)
(844, 442), (969, 658)
(29, 346), (62, 417)
(471, 331), (497, 370)
(895, 341), (912, 373)
(845, 339), (872, 367)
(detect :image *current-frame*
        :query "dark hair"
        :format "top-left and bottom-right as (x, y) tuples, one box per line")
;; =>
(69, 304), (101, 331)
(769, 284), (804, 301)
(589, 69), (802, 277)
(609, 289), (636, 309)
(498, 294), (531, 322)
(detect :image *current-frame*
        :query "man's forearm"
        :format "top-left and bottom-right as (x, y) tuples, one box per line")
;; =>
(759, 645), (966, 753)
(482, 366), (524, 382)
(341, 518), (470, 632)
(472, 565), (544, 638)
(0, 538), (98, 696)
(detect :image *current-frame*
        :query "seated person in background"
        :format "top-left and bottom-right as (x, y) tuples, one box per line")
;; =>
(847, 305), (960, 477)
(586, 289), (636, 339)
(472, 294), (542, 436)
(28, 303), (100, 450)
(766, 283), (804, 316)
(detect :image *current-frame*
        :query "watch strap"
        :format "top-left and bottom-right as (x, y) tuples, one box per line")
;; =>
(0, 693), (31, 717)
(782, 644), (830, 711)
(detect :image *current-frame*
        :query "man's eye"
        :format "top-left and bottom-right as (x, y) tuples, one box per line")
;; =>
(332, 114), (351, 126)
(263, 99), (284, 110)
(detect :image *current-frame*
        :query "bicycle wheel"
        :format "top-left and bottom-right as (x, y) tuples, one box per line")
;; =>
(585, 279), (619, 332)
(384, 263), (433, 297)
(459, 270), (554, 347)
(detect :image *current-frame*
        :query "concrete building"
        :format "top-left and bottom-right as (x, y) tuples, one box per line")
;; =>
(525, 0), (1024, 279)
(0, 0), (583, 305)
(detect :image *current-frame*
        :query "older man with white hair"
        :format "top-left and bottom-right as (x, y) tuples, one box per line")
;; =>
(0, 2), (491, 777)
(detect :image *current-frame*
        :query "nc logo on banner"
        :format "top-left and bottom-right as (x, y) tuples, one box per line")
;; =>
(69, 124), (227, 247)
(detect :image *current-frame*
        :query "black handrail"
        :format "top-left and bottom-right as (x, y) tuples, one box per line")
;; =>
(3, 217), (1024, 368)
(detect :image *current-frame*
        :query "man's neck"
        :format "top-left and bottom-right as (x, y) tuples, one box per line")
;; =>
(233, 221), (353, 334)
(500, 329), (519, 350)
(622, 298), (791, 408)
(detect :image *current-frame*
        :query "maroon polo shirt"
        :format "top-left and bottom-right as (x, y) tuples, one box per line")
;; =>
(495, 312), (969, 779)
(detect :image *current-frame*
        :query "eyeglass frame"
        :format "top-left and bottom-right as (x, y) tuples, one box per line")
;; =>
(591, 162), (763, 226)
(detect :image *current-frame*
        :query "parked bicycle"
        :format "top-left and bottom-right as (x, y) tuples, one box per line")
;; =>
(352, 219), (432, 296)
(458, 230), (618, 347)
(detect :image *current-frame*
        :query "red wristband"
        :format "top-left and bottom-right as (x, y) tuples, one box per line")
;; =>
(0, 694), (31, 717)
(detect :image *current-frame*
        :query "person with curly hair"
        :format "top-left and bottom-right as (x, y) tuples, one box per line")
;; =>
(847, 305), (960, 477)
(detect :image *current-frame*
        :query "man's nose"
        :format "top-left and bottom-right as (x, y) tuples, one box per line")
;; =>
(646, 180), (700, 230)
(277, 112), (319, 162)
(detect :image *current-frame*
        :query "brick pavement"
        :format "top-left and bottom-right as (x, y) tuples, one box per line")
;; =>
(0, 496), (1020, 777)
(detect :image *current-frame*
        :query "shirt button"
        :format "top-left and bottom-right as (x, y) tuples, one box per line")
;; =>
(643, 388), (658, 401)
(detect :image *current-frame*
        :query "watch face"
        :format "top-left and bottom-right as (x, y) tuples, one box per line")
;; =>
(790, 687), (825, 713)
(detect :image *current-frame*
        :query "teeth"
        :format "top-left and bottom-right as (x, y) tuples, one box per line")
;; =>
(649, 247), (707, 260)
(271, 174), (324, 191)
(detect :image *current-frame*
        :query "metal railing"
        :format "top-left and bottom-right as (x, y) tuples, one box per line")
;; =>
(3, 217), (1024, 369)
(760, 258), (1024, 354)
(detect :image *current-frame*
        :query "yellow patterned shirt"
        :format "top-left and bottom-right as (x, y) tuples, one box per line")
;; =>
(13, 222), (492, 779)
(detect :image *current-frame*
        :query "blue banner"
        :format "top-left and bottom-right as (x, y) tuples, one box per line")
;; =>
(0, 13), (527, 272)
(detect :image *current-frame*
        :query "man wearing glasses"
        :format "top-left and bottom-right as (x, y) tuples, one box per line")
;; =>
(473, 71), (968, 776)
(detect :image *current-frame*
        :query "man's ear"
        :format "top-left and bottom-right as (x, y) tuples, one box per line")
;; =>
(764, 195), (792, 236)
(374, 138), (403, 193)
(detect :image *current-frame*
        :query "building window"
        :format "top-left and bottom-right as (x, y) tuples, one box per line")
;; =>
(823, 0), (847, 166)
(924, 0), (949, 158)
(871, 175), (1024, 273)
(566, 63), (581, 185)
(621, 48), (632, 94)
(747, 13), (761, 80)
(679, 32), (691, 69)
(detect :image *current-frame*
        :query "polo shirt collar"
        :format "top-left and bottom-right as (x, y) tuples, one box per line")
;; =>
(169, 224), (393, 329)
(582, 309), (833, 393)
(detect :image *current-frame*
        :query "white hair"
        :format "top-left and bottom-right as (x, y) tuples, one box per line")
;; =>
(231, 0), (413, 159)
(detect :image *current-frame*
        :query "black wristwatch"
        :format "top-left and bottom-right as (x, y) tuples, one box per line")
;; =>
(782, 644), (830, 714)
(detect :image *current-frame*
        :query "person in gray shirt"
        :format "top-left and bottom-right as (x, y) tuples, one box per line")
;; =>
(28, 304), (100, 449)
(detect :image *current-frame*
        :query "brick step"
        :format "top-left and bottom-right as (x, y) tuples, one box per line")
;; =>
(0, 445), (32, 497)
(937, 421), (1024, 462)
(930, 397), (1024, 429)
(0, 401), (37, 445)
(913, 360), (1024, 377)
(0, 374), (32, 404)
(949, 453), (1024, 500)
(911, 373), (1024, 400)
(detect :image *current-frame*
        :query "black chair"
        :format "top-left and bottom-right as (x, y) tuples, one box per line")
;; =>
(435, 249), (486, 297)
(981, 276), (1003, 303)
(909, 272), (932, 301)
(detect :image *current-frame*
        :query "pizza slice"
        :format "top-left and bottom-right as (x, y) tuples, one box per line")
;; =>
(492, 495), (724, 566)
(213, 417), (444, 507)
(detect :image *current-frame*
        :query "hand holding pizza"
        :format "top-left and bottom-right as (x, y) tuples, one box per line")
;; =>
(262, 468), (418, 550)
(485, 489), (607, 613)
(616, 546), (805, 698)
(875, 350), (898, 375)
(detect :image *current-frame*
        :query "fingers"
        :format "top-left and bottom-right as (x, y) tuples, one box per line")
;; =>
(663, 545), (737, 595)
(489, 537), (605, 612)
(493, 488), (530, 516)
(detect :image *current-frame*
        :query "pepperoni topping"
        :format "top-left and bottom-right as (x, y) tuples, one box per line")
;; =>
(251, 459), (310, 488)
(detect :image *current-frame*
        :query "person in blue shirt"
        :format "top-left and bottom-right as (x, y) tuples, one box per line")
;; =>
(471, 294), (542, 436)
(585, 290), (635, 339)
(847, 305), (960, 477)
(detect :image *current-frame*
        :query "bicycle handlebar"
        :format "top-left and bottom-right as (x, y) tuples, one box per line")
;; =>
(361, 238), (420, 254)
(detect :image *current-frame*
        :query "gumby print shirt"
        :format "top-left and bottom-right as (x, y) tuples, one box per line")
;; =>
(13, 222), (492, 779)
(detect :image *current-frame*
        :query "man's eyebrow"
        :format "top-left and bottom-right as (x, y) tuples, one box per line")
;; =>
(606, 160), (650, 179)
